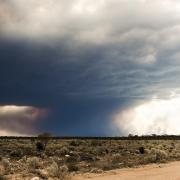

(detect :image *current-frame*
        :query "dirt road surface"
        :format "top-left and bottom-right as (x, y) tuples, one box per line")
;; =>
(73, 161), (180, 180)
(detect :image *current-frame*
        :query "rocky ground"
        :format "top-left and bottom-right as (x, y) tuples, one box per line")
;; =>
(0, 138), (180, 179)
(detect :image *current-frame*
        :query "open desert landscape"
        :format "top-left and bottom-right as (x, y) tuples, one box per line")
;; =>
(1, 0), (180, 179)
(1, 137), (180, 179)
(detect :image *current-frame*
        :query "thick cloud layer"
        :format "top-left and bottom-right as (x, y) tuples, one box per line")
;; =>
(1, 0), (180, 135)
(0, 105), (48, 136)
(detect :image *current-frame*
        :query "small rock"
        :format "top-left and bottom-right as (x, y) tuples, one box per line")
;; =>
(31, 177), (40, 180)
(22, 156), (27, 162)
(39, 169), (48, 178)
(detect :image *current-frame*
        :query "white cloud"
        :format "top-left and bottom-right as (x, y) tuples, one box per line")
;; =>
(1, 0), (180, 43)
(0, 130), (28, 136)
(113, 95), (180, 135)
(0, 105), (48, 136)
(1, 0), (180, 67)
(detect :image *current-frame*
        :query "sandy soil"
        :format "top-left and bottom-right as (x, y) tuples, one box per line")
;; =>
(73, 161), (180, 180)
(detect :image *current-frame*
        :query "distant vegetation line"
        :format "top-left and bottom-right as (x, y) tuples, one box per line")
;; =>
(1, 135), (180, 140)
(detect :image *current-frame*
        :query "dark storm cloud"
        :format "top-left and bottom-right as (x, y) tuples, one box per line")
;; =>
(1, 0), (180, 135)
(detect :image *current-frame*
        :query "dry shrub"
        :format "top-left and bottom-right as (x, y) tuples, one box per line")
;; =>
(47, 161), (70, 179)
(139, 147), (145, 154)
(155, 150), (168, 161)
(0, 175), (6, 180)
(79, 153), (94, 162)
(57, 147), (69, 156)
(94, 160), (115, 171)
(10, 149), (23, 158)
(70, 140), (80, 146)
(90, 140), (102, 146)
(66, 154), (80, 163)
(27, 157), (40, 171)
(1, 159), (10, 175)
(144, 154), (157, 163)
(67, 163), (79, 172)
(0, 164), (5, 177)
(36, 141), (45, 152)
(112, 154), (122, 164)
(145, 148), (168, 163)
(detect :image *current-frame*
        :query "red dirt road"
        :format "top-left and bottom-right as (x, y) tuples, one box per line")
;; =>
(73, 161), (180, 180)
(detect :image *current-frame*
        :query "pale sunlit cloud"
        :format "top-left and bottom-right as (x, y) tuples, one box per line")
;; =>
(0, 105), (48, 136)
(113, 95), (180, 135)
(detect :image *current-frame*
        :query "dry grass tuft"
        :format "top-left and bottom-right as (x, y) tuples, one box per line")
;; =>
(47, 161), (70, 179)
(27, 157), (40, 171)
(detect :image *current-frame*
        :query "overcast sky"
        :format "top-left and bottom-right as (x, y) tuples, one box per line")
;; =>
(1, 0), (180, 136)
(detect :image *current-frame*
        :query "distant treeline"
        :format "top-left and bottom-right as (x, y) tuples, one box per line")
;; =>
(1, 135), (180, 140)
